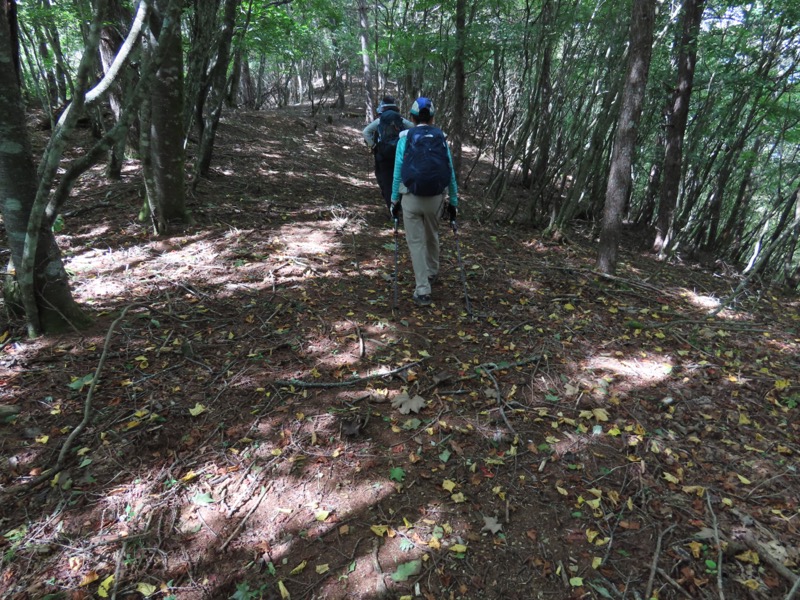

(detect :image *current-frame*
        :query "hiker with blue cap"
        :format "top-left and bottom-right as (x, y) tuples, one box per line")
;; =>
(390, 97), (459, 307)
(362, 95), (414, 216)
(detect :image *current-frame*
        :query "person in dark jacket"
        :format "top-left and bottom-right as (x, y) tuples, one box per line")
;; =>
(362, 96), (413, 216)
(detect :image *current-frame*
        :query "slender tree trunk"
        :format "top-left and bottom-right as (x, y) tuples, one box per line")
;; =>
(597, 0), (656, 274)
(652, 0), (705, 255)
(194, 0), (240, 180)
(357, 0), (374, 122)
(451, 0), (466, 177)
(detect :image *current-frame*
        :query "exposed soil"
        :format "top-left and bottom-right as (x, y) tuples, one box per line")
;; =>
(1, 104), (799, 600)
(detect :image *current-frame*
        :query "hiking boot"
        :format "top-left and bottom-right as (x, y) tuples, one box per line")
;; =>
(412, 293), (432, 306)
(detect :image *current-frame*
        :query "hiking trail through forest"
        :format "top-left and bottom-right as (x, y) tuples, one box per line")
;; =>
(1, 104), (799, 600)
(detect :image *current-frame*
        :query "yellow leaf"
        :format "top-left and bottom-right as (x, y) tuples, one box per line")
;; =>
(442, 479), (457, 492)
(136, 582), (157, 597)
(735, 550), (760, 564)
(418, 350), (431, 357)
(663, 472), (680, 484)
(688, 541), (703, 558)
(315, 563), (330, 574)
(428, 536), (441, 550)
(564, 303), (575, 311)
(79, 572), (100, 587)
(371, 525), (388, 537)
(35, 434), (49, 444)
(736, 474), (751, 485)
(586, 529), (599, 543)
(315, 510), (330, 522)
(569, 576), (584, 587)
(278, 580), (291, 599)
(271, 448), (282, 456)
(588, 488), (603, 498)
(682, 485), (705, 496)
(451, 492), (467, 503)
(608, 426), (621, 436)
(450, 544), (468, 553)
(98, 575), (114, 598)
(181, 470), (198, 482)
(556, 486), (569, 496)
(585, 498), (601, 510)
(592, 408), (609, 421)
(290, 560), (307, 575)
(189, 403), (207, 416)
(774, 379), (790, 391)
(592, 557), (603, 569)
(738, 413), (752, 425)
(722, 497), (734, 507)
(740, 579), (760, 590)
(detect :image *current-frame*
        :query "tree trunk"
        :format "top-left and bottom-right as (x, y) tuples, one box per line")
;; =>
(357, 0), (374, 122)
(142, 0), (187, 233)
(0, 2), (90, 335)
(194, 0), (240, 180)
(450, 0), (467, 177)
(99, 0), (142, 179)
(597, 0), (656, 275)
(652, 0), (705, 255)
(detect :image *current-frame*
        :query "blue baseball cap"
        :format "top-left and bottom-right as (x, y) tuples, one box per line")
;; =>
(410, 97), (434, 116)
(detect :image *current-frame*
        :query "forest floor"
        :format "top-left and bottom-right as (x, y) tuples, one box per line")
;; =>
(1, 103), (799, 600)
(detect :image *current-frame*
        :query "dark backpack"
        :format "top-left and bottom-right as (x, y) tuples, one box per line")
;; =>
(374, 110), (404, 162)
(401, 126), (451, 196)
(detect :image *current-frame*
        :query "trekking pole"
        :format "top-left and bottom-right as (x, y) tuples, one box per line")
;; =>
(451, 219), (472, 317)
(392, 217), (399, 313)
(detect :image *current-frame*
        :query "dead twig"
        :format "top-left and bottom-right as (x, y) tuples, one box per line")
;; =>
(656, 567), (694, 599)
(1, 304), (141, 498)
(706, 493), (725, 600)
(221, 482), (272, 551)
(645, 524), (676, 600)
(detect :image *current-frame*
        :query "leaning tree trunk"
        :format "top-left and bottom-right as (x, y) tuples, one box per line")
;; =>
(0, 1), (90, 336)
(652, 0), (705, 255)
(597, 0), (656, 275)
(194, 0), (240, 180)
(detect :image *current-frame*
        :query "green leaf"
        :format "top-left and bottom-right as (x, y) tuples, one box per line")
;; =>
(438, 449), (451, 463)
(191, 492), (216, 505)
(68, 374), (94, 390)
(399, 538), (415, 552)
(389, 467), (406, 482)
(391, 559), (421, 582)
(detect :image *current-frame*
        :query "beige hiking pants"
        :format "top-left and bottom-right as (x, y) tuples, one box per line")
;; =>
(401, 192), (444, 297)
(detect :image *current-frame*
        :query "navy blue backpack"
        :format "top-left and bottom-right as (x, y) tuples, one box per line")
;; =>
(374, 110), (404, 162)
(401, 126), (451, 196)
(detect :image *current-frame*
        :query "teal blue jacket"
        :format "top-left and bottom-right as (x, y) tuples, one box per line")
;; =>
(390, 126), (458, 206)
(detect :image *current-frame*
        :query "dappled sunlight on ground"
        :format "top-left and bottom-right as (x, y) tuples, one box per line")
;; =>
(584, 354), (674, 389)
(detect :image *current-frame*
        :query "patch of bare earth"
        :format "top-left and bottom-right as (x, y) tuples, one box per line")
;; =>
(1, 104), (799, 600)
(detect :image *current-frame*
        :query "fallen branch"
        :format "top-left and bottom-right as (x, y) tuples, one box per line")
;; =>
(274, 359), (426, 388)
